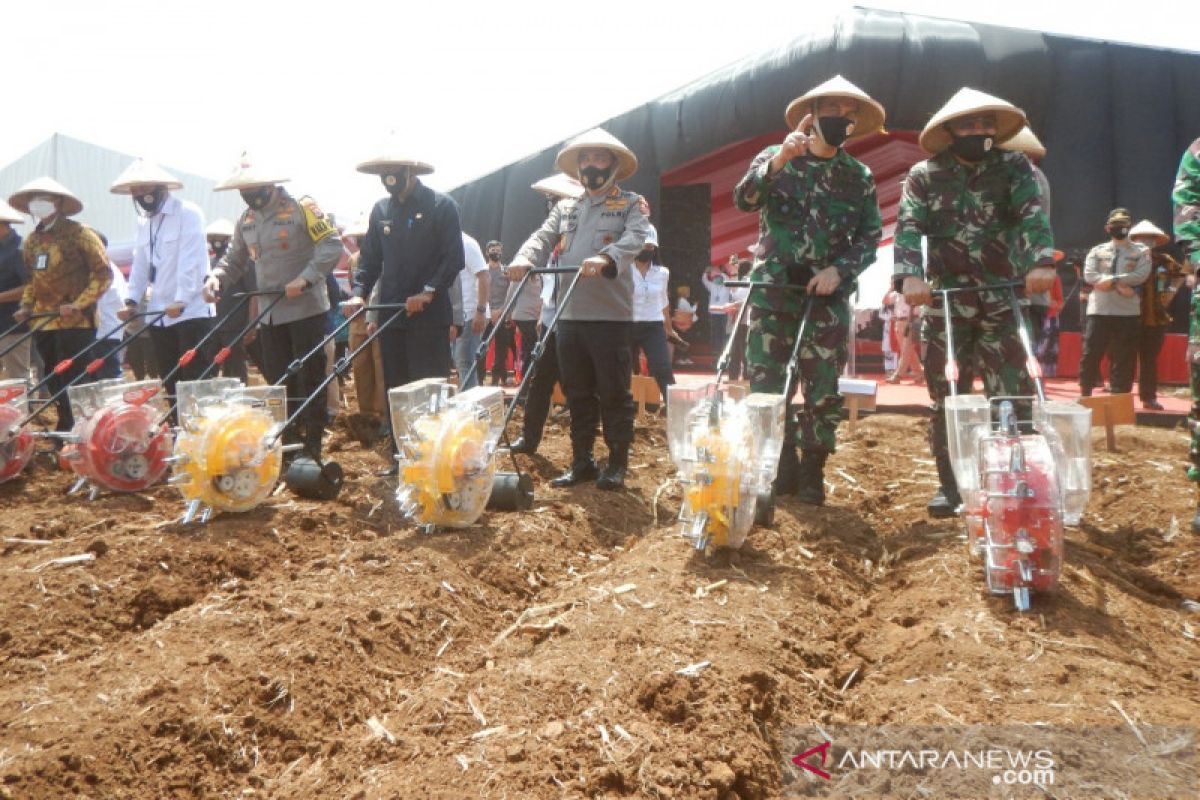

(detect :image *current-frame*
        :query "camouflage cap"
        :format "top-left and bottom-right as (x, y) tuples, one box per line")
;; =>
(784, 75), (886, 140)
(919, 87), (1026, 154)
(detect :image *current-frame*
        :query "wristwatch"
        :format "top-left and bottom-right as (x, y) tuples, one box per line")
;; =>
(423, 285), (436, 295)
(475, 305), (486, 313)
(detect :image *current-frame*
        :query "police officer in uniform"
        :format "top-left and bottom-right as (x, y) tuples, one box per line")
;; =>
(204, 154), (343, 458)
(344, 144), (464, 474)
(508, 129), (651, 490)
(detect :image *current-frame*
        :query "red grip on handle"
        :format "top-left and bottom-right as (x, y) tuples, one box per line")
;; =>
(214, 347), (230, 364)
(53, 359), (74, 375)
(85, 358), (104, 374)
(178, 349), (196, 367)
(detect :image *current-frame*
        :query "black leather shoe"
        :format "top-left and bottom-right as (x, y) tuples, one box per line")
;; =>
(927, 487), (961, 519)
(597, 463), (627, 491)
(1143, 400), (1165, 411)
(508, 436), (536, 455)
(550, 458), (598, 488)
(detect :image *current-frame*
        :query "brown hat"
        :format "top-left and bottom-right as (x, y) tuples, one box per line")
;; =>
(555, 128), (637, 182)
(8, 176), (84, 217)
(919, 87), (1026, 155)
(1129, 219), (1169, 246)
(784, 75), (886, 140)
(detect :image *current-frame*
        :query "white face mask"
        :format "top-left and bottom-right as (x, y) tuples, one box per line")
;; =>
(28, 199), (57, 221)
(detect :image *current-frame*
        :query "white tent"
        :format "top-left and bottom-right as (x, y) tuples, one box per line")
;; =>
(0, 133), (243, 250)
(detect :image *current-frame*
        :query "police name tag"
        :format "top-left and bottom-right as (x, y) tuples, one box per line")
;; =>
(35, 253), (48, 271)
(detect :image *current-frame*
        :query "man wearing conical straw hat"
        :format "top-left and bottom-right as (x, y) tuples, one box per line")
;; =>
(9, 177), (112, 433)
(112, 158), (214, 402)
(734, 75), (884, 506)
(894, 87), (1057, 518)
(507, 128), (651, 490)
(1128, 219), (1182, 412)
(205, 152), (344, 460)
(1171, 137), (1200, 531)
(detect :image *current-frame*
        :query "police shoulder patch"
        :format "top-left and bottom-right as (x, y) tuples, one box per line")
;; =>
(299, 196), (336, 243)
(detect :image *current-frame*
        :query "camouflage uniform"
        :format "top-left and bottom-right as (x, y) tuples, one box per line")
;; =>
(894, 148), (1055, 489)
(1172, 139), (1200, 482)
(734, 146), (881, 454)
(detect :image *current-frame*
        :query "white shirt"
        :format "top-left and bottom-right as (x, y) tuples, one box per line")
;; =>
(96, 262), (129, 340)
(127, 194), (213, 326)
(631, 264), (670, 322)
(702, 270), (731, 310)
(459, 232), (489, 315)
(727, 285), (750, 332)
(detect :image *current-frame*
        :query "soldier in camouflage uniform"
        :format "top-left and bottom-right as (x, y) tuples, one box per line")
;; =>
(894, 88), (1057, 518)
(1172, 137), (1200, 532)
(734, 76), (884, 505)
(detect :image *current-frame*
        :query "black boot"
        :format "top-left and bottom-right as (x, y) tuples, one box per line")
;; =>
(795, 450), (828, 506)
(597, 444), (629, 491)
(928, 451), (962, 519)
(773, 442), (800, 496)
(550, 443), (598, 488)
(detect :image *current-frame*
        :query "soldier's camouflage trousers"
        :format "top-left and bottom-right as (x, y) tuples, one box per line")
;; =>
(1189, 291), (1200, 481)
(746, 296), (849, 454)
(922, 292), (1035, 470)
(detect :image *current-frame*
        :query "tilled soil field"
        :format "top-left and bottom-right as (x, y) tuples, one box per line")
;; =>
(1, 407), (1198, 799)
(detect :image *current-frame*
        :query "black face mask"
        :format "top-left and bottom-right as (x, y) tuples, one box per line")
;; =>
(949, 133), (994, 162)
(816, 116), (854, 148)
(210, 240), (229, 258)
(240, 187), (274, 210)
(579, 164), (614, 191)
(488, 252), (502, 262)
(1108, 226), (1130, 240)
(134, 186), (167, 215)
(381, 169), (411, 198)
(635, 249), (655, 263)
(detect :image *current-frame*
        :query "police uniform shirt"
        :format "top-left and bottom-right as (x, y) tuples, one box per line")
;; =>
(353, 181), (465, 331)
(515, 186), (650, 322)
(214, 188), (343, 326)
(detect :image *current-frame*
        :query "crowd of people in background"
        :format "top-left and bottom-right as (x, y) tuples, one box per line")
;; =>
(2, 74), (1199, 523)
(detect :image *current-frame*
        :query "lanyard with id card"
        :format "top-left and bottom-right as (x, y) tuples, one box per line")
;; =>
(35, 253), (49, 272)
